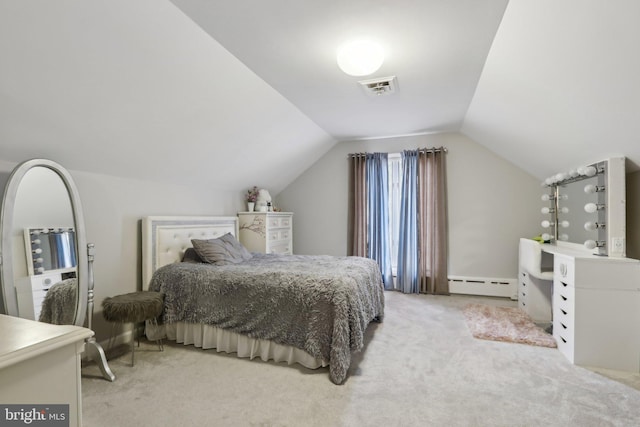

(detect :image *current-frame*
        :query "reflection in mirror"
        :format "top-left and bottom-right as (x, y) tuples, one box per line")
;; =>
(8, 166), (80, 323)
(26, 228), (77, 275)
(557, 175), (599, 245)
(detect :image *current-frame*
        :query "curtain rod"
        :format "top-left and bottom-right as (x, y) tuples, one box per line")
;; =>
(347, 147), (448, 158)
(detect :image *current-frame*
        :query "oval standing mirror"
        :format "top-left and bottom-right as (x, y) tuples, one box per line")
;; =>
(1, 159), (88, 326)
(0, 159), (115, 381)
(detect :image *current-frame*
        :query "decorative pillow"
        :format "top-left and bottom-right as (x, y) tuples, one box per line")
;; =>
(219, 233), (253, 261)
(191, 233), (252, 265)
(181, 248), (203, 263)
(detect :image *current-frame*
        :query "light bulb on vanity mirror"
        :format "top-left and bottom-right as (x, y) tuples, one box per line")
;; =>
(584, 202), (605, 213)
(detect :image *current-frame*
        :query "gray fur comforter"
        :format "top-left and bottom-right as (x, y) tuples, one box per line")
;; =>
(148, 253), (385, 384)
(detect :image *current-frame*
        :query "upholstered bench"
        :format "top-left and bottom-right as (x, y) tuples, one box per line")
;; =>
(102, 291), (164, 366)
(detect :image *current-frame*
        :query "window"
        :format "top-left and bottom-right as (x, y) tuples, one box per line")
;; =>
(387, 153), (402, 274)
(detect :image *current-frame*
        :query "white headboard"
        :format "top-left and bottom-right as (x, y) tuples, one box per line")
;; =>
(141, 216), (238, 290)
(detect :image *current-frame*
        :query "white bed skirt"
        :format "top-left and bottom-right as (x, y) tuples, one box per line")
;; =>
(157, 322), (328, 370)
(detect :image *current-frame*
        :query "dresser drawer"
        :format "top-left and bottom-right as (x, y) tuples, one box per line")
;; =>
(553, 282), (574, 308)
(269, 242), (291, 255)
(278, 229), (290, 240)
(554, 326), (575, 362)
(279, 216), (291, 228)
(553, 298), (575, 332)
(30, 272), (62, 291)
(268, 216), (292, 229)
(553, 304), (574, 332)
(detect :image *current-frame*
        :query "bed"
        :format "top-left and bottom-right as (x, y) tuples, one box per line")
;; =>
(141, 216), (384, 384)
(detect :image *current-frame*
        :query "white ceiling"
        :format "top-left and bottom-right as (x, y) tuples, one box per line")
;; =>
(1, 0), (639, 193)
(170, 0), (509, 140)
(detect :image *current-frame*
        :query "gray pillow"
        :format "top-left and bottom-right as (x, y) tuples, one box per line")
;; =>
(219, 233), (253, 261)
(181, 247), (203, 263)
(191, 233), (252, 265)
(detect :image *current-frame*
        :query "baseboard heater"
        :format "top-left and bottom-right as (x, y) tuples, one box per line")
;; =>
(448, 275), (517, 299)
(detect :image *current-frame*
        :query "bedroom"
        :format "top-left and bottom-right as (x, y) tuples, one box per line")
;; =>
(1, 0), (639, 426)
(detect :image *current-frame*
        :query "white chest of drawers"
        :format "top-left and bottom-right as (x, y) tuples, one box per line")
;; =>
(237, 212), (293, 255)
(15, 271), (63, 321)
(550, 251), (640, 372)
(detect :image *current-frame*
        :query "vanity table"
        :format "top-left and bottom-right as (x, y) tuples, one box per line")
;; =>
(0, 314), (93, 426)
(520, 242), (640, 372)
(521, 156), (640, 372)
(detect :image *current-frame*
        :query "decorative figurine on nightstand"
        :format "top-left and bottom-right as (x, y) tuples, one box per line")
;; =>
(255, 189), (272, 212)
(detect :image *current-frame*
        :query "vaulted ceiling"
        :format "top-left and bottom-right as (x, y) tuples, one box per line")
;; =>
(170, 0), (508, 140)
(1, 1), (638, 193)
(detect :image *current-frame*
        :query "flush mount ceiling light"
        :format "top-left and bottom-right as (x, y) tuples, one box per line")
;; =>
(336, 40), (384, 76)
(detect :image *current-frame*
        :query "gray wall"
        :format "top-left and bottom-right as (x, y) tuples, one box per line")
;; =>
(276, 132), (543, 279)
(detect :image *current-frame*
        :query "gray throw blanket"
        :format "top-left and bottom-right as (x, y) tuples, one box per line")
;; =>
(148, 253), (385, 384)
(39, 278), (77, 325)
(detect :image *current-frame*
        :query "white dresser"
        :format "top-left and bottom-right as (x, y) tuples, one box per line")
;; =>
(15, 271), (64, 321)
(237, 212), (293, 254)
(0, 314), (93, 427)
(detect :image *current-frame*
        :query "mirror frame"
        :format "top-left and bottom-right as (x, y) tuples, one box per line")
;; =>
(0, 159), (88, 326)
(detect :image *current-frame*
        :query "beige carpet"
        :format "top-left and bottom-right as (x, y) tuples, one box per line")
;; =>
(463, 303), (557, 348)
(81, 292), (640, 427)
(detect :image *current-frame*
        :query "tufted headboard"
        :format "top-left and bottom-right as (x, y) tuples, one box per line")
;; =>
(141, 216), (238, 290)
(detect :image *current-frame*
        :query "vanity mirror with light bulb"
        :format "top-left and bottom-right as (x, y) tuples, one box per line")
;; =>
(519, 156), (640, 374)
(538, 156), (626, 256)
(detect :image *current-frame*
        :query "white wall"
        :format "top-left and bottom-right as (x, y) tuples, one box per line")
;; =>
(0, 160), (244, 339)
(276, 132), (543, 279)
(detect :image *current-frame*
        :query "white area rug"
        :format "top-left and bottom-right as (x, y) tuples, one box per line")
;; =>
(463, 303), (557, 348)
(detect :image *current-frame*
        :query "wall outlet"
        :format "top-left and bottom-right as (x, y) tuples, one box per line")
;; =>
(611, 237), (625, 252)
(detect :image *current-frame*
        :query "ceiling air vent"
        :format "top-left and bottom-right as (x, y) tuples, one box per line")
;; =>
(358, 76), (397, 97)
